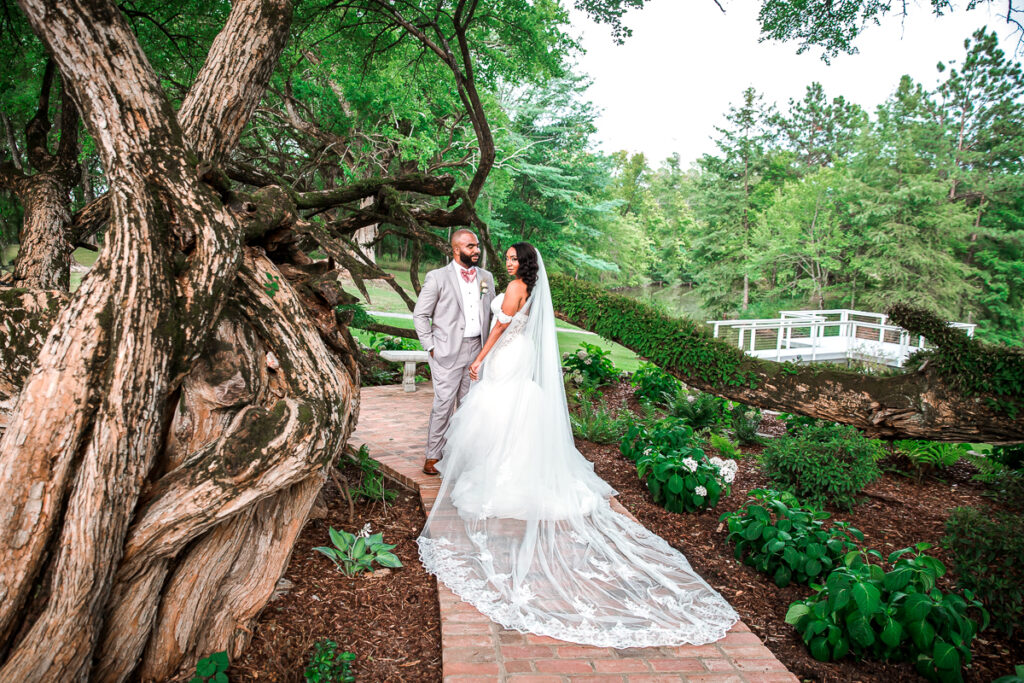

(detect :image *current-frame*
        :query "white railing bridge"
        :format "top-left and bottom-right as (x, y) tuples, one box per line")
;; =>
(707, 309), (975, 367)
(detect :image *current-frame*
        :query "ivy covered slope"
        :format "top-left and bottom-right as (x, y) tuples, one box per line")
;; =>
(549, 275), (1024, 443)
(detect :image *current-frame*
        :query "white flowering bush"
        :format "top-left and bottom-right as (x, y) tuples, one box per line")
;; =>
(622, 416), (735, 513)
(561, 342), (619, 389)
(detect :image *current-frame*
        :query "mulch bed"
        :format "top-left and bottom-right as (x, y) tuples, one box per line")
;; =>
(578, 379), (1022, 683)
(231, 377), (1018, 683)
(232, 462), (441, 683)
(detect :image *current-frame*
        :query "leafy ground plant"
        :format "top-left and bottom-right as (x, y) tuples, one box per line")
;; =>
(729, 402), (763, 445)
(721, 489), (863, 587)
(663, 389), (728, 431)
(304, 640), (356, 683)
(893, 440), (969, 478)
(786, 544), (988, 682)
(943, 506), (1024, 636)
(760, 421), (882, 510)
(630, 361), (680, 404)
(315, 525), (403, 577)
(347, 444), (398, 503)
(571, 396), (633, 444)
(190, 651), (229, 683)
(623, 417), (736, 513)
(709, 432), (743, 460)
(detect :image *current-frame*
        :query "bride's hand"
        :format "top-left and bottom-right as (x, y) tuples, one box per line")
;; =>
(468, 359), (482, 381)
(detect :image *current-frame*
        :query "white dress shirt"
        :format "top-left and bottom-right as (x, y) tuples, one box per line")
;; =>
(451, 261), (482, 338)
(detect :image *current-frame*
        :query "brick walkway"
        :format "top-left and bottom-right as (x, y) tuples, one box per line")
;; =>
(350, 383), (797, 683)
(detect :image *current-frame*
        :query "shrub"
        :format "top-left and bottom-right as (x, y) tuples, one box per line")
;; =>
(571, 397), (633, 444)
(365, 331), (420, 352)
(190, 652), (229, 683)
(304, 640), (356, 683)
(621, 416), (699, 461)
(987, 469), (1024, 511)
(314, 525), (403, 576)
(562, 341), (619, 389)
(630, 361), (680, 404)
(760, 422), (882, 510)
(729, 403), (763, 445)
(721, 489), (862, 588)
(991, 444), (1024, 471)
(778, 412), (822, 432)
(622, 417), (736, 513)
(664, 389), (728, 431)
(785, 544), (988, 682)
(943, 506), (1024, 636)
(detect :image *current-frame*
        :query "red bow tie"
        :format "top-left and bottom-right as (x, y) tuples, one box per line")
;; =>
(460, 267), (476, 283)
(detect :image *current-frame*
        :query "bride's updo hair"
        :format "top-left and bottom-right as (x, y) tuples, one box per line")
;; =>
(512, 242), (539, 294)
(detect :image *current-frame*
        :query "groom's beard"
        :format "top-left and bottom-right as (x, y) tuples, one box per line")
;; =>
(456, 251), (479, 268)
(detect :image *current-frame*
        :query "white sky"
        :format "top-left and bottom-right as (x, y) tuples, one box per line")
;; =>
(568, 0), (1021, 167)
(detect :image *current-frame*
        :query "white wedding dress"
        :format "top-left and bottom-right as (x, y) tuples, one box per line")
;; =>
(417, 254), (739, 648)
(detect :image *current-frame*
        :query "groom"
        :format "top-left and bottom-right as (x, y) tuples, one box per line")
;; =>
(413, 229), (496, 475)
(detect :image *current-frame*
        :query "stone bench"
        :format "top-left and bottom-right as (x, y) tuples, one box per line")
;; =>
(379, 350), (429, 392)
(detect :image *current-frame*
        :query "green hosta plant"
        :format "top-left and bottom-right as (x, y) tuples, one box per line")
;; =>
(304, 640), (356, 683)
(785, 544), (988, 682)
(190, 651), (229, 683)
(314, 525), (403, 577)
(630, 361), (680, 404)
(720, 489), (862, 587)
(993, 664), (1024, 683)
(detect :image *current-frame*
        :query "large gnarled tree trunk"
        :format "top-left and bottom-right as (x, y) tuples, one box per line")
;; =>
(0, 0), (362, 680)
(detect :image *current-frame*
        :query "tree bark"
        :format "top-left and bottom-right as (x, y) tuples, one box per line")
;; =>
(1, 64), (80, 290)
(0, 1), (334, 681)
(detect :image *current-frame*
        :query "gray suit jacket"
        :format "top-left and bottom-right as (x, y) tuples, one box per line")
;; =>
(413, 264), (495, 369)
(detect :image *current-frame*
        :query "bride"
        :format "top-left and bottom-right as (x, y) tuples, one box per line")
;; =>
(416, 242), (739, 648)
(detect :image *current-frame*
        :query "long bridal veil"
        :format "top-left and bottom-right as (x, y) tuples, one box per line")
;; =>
(417, 252), (739, 647)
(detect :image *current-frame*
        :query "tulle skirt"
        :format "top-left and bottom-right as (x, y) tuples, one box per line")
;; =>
(417, 332), (740, 648)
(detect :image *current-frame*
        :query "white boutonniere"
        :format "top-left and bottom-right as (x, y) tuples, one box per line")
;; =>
(479, 279), (489, 298)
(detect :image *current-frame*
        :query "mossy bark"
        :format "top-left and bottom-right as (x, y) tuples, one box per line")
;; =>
(0, 1), (361, 681)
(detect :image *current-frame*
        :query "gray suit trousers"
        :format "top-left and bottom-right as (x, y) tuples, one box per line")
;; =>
(426, 337), (482, 461)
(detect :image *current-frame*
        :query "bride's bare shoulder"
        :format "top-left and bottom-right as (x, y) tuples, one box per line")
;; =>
(505, 279), (527, 296)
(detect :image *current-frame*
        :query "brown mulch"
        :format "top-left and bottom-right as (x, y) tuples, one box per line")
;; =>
(231, 464), (441, 683)
(579, 382), (1021, 683)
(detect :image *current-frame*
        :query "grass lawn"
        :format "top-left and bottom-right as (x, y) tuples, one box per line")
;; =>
(361, 313), (642, 372)
(353, 262), (642, 371)
(4, 244), (99, 292)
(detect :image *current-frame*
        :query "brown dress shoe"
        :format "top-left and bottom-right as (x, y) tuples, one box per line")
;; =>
(423, 458), (440, 475)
